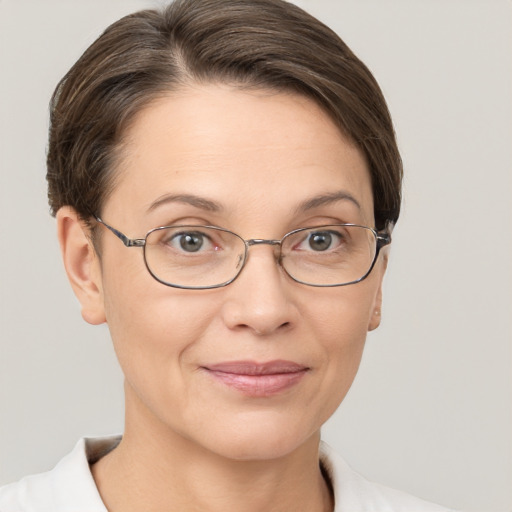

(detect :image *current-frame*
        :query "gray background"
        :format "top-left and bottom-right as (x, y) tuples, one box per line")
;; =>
(0, 1), (510, 511)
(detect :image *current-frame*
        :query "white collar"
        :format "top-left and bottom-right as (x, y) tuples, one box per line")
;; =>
(319, 441), (453, 511)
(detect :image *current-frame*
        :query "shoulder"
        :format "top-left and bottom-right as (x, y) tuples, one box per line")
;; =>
(0, 436), (120, 512)
(320, 442), (457, 512)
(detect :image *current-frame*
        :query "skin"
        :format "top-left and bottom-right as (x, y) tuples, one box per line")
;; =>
(57, 84), (387, 512)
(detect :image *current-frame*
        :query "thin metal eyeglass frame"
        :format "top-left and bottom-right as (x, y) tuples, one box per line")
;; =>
(94, 216), (391, 289)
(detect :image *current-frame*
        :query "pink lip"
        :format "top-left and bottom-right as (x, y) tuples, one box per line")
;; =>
(202, 360), (309, 397)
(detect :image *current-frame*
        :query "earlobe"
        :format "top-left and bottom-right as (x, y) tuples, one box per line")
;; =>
(367, 252), (388, 332)
(367, 287), (383, 332)
(56, 207), (106, 325)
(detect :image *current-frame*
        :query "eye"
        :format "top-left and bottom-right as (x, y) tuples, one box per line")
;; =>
(296, 229), (344, 252)
(167, 231), (214, 253)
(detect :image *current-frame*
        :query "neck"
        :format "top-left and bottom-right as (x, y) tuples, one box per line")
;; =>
(92, 388), (333, 512)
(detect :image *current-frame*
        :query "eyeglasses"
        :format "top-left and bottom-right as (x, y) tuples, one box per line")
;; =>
(94, 217), (391, 289)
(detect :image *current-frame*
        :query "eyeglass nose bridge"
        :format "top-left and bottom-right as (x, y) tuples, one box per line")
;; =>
(233, 239), (283, 275)
(242, 238), (286, 269)
(246, 239), (282, 247)
(245, 239), (283, 259)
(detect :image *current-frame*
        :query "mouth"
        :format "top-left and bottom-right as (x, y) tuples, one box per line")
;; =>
(201, 360), (309, 397)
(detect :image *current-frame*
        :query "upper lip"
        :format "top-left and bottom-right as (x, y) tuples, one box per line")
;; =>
(203, 360), (309, 375)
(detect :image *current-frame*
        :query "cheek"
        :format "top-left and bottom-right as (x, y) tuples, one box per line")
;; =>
(315, 298), (368, 386)
(305, 279), (376, 350)
(301, 282), (379, 414)
(100, 253), (220, 400)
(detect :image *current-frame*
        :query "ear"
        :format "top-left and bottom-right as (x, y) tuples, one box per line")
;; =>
(56, 206), (106, 325)
(367, 251), (388, 332)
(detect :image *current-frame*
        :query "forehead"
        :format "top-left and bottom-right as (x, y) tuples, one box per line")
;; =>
(107, 85), (374, 230)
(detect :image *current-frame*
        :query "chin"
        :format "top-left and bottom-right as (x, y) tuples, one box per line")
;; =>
(210, 436), (309, 462)
(191, 413), (322, 462)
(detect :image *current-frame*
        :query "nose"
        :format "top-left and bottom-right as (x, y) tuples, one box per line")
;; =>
(220, 244), (298, 336)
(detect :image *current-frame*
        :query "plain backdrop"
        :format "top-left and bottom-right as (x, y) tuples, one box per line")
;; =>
(0, 1), (511, 511)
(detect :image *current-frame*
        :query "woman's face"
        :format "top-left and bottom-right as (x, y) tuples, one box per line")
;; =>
(89, 85), (386, 460)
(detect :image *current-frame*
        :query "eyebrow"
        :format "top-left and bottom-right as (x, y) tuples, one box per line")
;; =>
(147, 190), (361, 215)
(296, 190), (361, 213)
(147, 193), (223, 213)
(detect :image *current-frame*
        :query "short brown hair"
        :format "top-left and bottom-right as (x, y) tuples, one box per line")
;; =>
(47, 0), (402, 231)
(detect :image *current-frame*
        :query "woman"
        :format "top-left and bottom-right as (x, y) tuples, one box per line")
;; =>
(0, 0), (454, 510)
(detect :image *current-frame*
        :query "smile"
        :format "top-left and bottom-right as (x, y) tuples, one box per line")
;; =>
(202, 360), (310, 397)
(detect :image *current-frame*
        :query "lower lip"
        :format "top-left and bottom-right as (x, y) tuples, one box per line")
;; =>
(205, 369), (307, 397)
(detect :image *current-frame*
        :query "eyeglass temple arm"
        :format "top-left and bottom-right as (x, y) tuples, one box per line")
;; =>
(95, 217), (145, 247)
(376, 228), (392, 250)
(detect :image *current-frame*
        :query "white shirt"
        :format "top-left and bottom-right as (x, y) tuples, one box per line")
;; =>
(0, 436), (455, 511)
